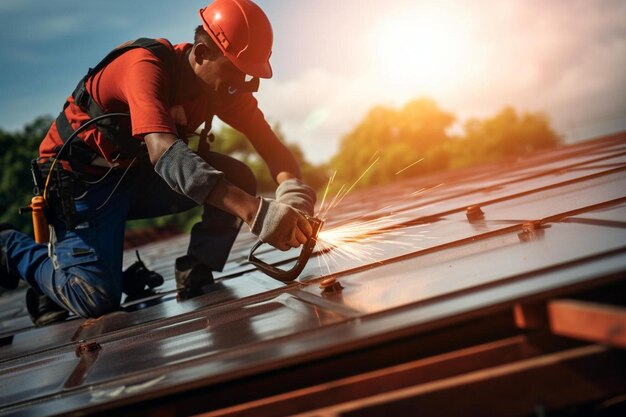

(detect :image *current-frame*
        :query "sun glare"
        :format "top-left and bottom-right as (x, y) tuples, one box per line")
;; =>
(369, 5), (473, 92)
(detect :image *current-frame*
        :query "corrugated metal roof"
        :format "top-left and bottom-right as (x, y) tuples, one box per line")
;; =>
(0, 133), (625, 416)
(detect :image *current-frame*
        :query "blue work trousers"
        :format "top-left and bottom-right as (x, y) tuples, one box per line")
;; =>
(0, 152), (256, 318)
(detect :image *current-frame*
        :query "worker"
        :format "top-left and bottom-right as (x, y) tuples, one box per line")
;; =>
(0, 0), (316, 325)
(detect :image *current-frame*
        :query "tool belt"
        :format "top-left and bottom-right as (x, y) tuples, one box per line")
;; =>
(33, 158), (88, 230)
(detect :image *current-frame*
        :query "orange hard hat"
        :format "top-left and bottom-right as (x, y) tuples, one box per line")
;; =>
(199, 0), (273, 78)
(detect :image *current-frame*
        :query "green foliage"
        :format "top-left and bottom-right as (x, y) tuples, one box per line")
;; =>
(331, 97), (456, 190)
(455, 106), (561, 166)
(331, 98), (561, 191)
(0, 116), (53, 234)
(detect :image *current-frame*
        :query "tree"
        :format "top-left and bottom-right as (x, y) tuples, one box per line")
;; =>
(331, 97), (455, 189)
(0, 116), (53, 234)
(458, 106), (561, 166)
(329, 98), (563, 192)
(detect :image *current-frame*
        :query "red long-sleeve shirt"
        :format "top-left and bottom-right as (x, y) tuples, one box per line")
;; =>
(40, 39), (298, 179)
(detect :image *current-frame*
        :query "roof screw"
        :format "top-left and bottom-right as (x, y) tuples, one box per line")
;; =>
(466, 205), (485, 222)
(319, 277), (344, 293)
(522, 220), (542, 233)
(518, 220), (547, 242)
(75, 340), (101, 356)
(80, 317), (101, 328)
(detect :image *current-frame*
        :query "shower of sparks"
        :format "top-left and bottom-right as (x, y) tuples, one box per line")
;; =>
(315, 215), (419, 272)
(312, 154), (444, 278)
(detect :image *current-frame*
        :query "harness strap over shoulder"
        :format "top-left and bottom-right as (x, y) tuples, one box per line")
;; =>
(55, 38), (177, 167)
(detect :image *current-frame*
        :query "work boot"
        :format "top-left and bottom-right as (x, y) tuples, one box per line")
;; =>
(25, 287), (69, 327)
(122, 250), (164, 301)
(0, 223), (20, 290)
(175, 254), (214, 299)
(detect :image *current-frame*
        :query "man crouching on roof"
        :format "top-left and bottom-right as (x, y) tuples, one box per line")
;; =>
(0, 0), (316, 325)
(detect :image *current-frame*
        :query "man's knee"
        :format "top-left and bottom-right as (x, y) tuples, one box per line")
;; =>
(67, 275), (120, 318)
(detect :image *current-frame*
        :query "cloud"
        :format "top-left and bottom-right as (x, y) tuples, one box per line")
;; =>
(464, 0), (626, 137)
(0, 2), (136, 44)
(254, 0), (626, 163)
(38, 15), (87, 39)
(1, 0), (623, 159)
(257, 69), (379, 163)
(0, 0), (32, 13)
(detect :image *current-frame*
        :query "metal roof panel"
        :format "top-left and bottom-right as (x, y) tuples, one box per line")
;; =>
(0, 133), (624, 416)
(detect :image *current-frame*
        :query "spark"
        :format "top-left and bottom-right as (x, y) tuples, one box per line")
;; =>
(312, 153), (445, 278)
(395, 158), (425, 175)
(317, 170), (336, 219)
(319, 183), (345, 220)
(368, 150), (381, 164)
(411, 183), (444, 196)
(314, 214), (421, 277)
(332, 156), (380, 211)
(317, 154), (380, 220)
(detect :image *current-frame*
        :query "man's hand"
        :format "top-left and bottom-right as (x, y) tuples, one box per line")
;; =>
(275, 178), (317, 216)
(251, 198), (313, 251)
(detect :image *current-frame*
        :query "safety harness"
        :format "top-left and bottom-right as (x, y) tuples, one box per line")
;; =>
(54, 38), (178, 168)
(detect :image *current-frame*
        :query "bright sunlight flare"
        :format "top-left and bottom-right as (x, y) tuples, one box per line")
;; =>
(368, 4), (473, 91)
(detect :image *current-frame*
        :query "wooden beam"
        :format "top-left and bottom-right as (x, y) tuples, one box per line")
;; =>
(288, 345), (625, 417)
(195, 335), (583, 417)
(549, 299), (626, 348)
(514, 302), (548, 329)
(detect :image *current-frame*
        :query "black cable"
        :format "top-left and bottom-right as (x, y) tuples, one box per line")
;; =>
(43, 112), (130, 200)
(56, 112), (130, 160)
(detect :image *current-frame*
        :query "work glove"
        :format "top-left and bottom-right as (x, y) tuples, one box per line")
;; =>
(275, 178), (317, 216)
(251, 198), (313, 251)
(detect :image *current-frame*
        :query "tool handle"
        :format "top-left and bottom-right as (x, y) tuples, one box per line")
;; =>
(31, 196), (50, 243)
(248, 240), (307, 282)
(248, 216), (323, 282)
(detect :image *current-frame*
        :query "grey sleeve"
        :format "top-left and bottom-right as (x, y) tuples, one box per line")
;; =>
(154, 139), (224, 205)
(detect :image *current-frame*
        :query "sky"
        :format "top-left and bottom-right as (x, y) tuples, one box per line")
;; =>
(0, 0), (625, 163)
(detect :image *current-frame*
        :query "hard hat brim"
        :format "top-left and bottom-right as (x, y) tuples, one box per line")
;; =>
(225, 52), (272, 79)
